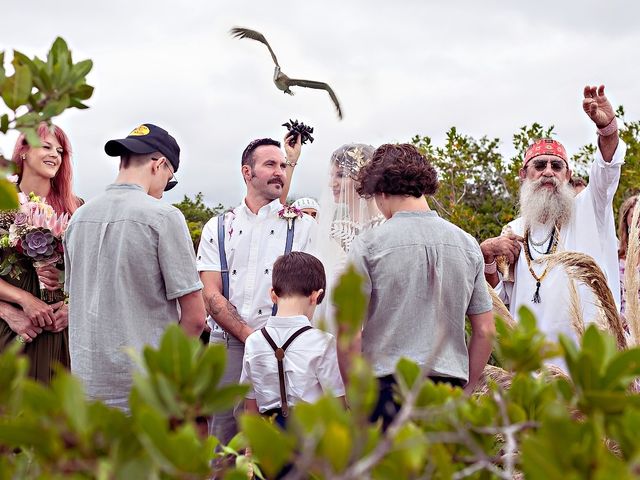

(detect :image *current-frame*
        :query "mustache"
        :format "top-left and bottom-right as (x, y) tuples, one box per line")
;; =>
(534, 177), (559, 189)
(268, 178), (284, 187)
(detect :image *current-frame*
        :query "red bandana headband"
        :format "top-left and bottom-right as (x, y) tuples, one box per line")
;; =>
(523, 139), (568, 167)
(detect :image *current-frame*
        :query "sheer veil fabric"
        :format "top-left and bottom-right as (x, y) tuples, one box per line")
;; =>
(314, 143), (385, 333)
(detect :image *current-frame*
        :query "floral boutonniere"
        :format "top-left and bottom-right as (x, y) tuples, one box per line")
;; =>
(278, 205), (303, 230)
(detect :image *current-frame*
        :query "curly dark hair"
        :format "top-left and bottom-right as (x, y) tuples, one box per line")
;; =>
(356, 144), (438, 198)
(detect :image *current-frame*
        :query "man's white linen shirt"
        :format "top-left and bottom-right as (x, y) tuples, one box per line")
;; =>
(239, 315), (345, 413)
(197, 199), (316, 330)
(495, 139), (626, 352)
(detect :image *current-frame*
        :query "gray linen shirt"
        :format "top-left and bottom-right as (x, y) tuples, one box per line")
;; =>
(64, 183), (203, 410)
(348, 211), (492, 382)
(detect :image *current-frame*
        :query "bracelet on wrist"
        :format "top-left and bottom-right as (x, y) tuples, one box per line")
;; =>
(285, 159), (297, 168)
(597, 117), (618, 136)
(484, 259), (497, 274)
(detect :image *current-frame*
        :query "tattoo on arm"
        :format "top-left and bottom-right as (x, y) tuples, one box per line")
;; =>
(206, 291), (247, 334)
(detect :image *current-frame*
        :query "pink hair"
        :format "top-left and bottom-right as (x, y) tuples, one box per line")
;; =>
(12, 122), (80, 215)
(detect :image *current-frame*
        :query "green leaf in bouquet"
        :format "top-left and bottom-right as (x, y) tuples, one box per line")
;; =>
(395, 357), (421, 391)
(0, 113), (9, 133)
(0, 178), (19, 211)
(239, 414), (295, 479)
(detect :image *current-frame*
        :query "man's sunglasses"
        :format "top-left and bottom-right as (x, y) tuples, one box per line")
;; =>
(529, 158), (567, 172)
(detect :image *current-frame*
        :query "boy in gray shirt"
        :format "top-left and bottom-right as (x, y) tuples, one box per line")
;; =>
(344, 144), (495, 430)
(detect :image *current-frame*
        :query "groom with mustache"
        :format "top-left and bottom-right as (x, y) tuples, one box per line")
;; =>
(197, 137), (316, 442)
(481, 85), (625, 363)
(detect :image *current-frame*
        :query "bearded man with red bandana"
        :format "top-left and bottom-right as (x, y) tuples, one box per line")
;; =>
(480, 85), (625, 366)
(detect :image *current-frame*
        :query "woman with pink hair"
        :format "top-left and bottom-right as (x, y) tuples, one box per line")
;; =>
(0, 122), (82, 383)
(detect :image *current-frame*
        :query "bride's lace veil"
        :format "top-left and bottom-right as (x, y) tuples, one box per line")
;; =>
(314, 143), (385, 333)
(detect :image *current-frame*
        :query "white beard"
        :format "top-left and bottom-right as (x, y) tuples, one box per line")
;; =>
(519, 177), (575, 227)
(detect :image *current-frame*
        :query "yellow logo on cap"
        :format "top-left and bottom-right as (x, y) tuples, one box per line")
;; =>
(129, 125), (150, 136)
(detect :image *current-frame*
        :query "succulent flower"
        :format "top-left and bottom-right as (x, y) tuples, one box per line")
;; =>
(13, 212), (28, 227)
(23, 228), (57, 261)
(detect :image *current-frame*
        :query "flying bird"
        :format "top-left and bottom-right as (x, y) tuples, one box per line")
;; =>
(230, 27), (343, 119)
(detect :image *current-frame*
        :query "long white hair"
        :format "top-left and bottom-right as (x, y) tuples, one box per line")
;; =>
(519, 176), (574, 228)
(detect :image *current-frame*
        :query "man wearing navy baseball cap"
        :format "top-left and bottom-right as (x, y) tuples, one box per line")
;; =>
(64, 123), (205, 411)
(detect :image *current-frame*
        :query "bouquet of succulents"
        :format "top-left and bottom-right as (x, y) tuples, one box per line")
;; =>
(0, 191), (69, 301)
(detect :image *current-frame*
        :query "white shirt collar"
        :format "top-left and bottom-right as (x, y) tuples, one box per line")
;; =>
(240, 198), (283, 218)
(265, 315), (312, 329)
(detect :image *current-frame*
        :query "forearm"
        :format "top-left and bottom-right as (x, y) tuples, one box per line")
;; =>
(465, 329), (494, 394)
(204, 290), (252, 342)
(0, 301), (19, 327)
(0, 278), (29, 306)
(244, 398), (259, 415)
(597, 131), (620, 163)
(484, 271), (500, 288)
(177, 291), (206, 338)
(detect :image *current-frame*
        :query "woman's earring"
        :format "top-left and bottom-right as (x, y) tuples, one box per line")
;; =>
(21, 154), (26, 160)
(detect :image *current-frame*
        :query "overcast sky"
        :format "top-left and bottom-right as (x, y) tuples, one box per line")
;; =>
(2, 0), (639, 208)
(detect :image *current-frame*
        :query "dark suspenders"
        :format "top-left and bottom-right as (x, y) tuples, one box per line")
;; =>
(217, 213), (296, 309)
(260, 325), (313, 417)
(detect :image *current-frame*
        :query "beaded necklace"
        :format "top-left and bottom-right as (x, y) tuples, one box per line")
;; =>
(523, 224), (559, 303)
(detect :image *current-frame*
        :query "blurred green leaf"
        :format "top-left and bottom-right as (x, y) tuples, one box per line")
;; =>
(0, 178), (19, 210)
(239, 415), (294, 478)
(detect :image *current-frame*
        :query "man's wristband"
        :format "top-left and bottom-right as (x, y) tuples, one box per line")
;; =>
(597, 117), (618, 136)
(285, 159), (297, 168)
(484, 259), (497, 274)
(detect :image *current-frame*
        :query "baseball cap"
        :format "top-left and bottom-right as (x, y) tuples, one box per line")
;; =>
(105, 123), (181, 173)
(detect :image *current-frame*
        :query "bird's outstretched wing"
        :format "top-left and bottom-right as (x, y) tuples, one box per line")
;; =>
(230, 27), (280, 67)
(287, 78), (343, 119)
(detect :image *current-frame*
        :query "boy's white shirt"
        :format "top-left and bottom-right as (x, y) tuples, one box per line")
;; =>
(240, 314), (345, 413)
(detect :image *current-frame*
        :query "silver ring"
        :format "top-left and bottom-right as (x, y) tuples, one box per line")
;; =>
(15, 336), (26, 344)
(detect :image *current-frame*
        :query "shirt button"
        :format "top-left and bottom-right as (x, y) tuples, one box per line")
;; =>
(258, 309), (262, 315)
(232, 269), (237, 275)
(264, 269), (269, 274)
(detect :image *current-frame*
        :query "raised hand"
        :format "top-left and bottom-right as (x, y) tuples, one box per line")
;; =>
(583, 85), (615, 128)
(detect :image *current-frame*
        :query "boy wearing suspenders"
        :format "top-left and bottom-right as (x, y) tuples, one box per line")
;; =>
(239, 252), (345, 426)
